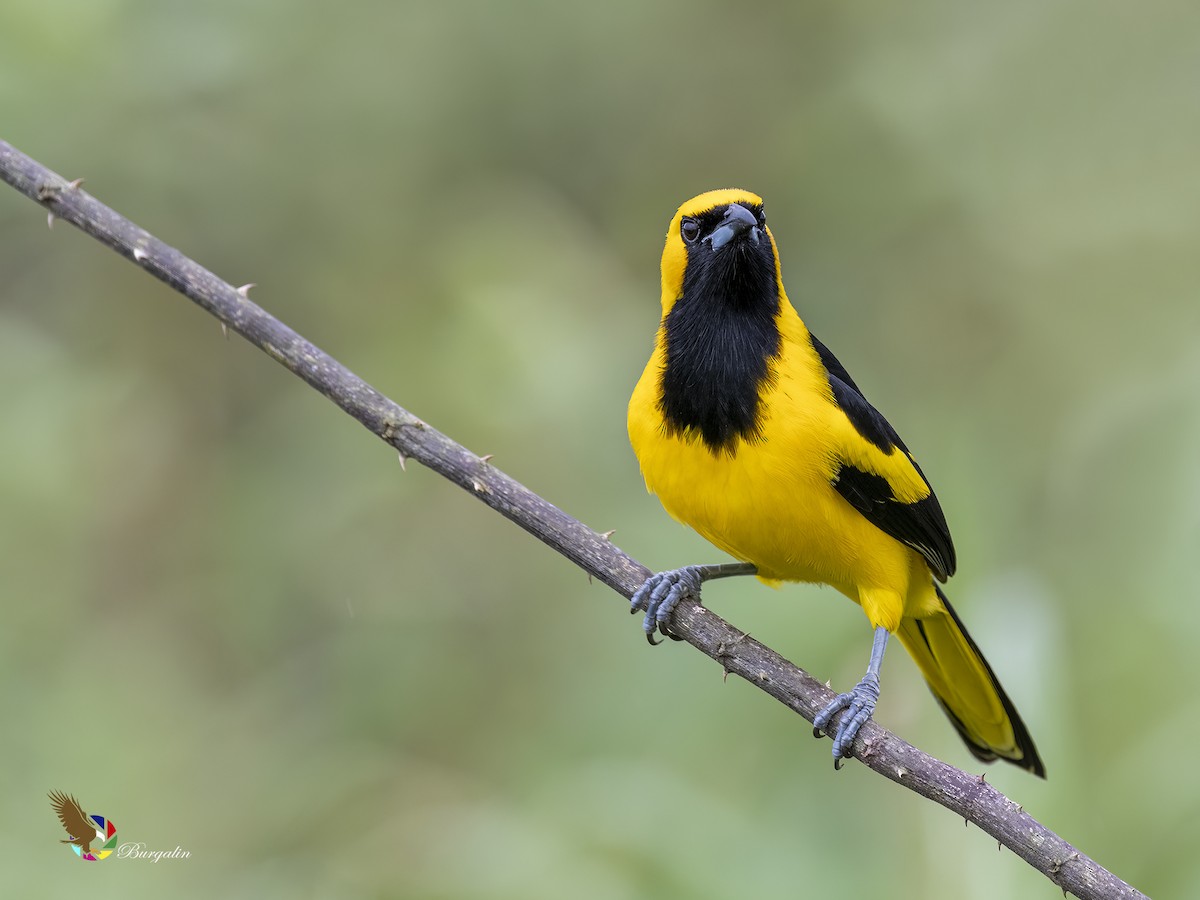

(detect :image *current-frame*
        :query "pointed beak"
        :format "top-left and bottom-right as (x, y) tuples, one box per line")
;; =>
(707, 203), (760, 251)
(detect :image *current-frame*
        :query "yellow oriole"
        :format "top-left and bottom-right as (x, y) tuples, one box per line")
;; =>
(628, 188), (1043, 775)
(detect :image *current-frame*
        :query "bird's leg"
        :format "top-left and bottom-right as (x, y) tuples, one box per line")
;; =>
(630, 562), (756, 645)
(813, 626), (889, 769)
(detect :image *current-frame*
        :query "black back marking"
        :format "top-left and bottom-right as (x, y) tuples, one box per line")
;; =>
(810, 332), (956, 579)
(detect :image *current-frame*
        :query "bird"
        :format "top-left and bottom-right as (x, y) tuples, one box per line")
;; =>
(49, 791), (98, 853)
(627, 188), (1044, 775)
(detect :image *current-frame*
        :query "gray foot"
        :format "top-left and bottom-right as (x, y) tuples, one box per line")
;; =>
(812, 673), (881, 769)
(630, 566), (707, 645)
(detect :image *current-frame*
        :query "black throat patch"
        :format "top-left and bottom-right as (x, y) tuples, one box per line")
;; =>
(658, 223), (781, 455)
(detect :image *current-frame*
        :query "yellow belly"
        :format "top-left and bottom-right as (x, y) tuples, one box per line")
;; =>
(628, 333), (937, 629)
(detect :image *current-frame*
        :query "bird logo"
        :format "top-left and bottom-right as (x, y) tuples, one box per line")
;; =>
(48, 791), (118, 861)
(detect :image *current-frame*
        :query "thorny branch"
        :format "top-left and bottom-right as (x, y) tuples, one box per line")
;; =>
(0, 140), (1146, 900)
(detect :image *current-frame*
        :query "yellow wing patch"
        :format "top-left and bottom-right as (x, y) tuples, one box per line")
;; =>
(833, 420), (932, 505)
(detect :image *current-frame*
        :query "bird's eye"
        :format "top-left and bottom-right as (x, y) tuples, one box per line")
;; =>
(756, 207), (766, 225)
(681, 219), (700, 243)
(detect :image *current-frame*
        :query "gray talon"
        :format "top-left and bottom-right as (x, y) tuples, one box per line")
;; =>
(630, 563), (757, 645)
(813, 626), (889, 768)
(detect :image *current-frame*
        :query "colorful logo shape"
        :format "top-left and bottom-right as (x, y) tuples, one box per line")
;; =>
(48, 791), (118, 861)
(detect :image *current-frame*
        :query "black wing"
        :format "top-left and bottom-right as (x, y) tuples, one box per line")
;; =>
(810, 334), (957, 581)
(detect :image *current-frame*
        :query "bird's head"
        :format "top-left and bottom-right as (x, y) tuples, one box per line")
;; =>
(659, 188), (783, 317)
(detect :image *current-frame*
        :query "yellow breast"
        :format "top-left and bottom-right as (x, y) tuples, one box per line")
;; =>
(628, 310), (916, 599)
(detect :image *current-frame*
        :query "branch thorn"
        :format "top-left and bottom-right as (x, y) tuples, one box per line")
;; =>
(598, 529), (616, 541)
(479, 453), (494, 465)
(66, 177), (85, 190)
(236, 283), (255, 298)
(47, 211), (55, 229)
(133, 247), (149, 262)
(398, 452), (408, 472)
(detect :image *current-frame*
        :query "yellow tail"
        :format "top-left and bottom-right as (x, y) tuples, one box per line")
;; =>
(896, 587), (1044, 776)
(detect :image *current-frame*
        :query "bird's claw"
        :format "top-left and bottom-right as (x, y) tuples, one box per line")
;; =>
(630, 566), (705, 645)
(812, 673), (881, 769)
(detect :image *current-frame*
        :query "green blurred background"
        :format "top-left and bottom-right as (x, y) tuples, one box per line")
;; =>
(2, 1), (1196, 896)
